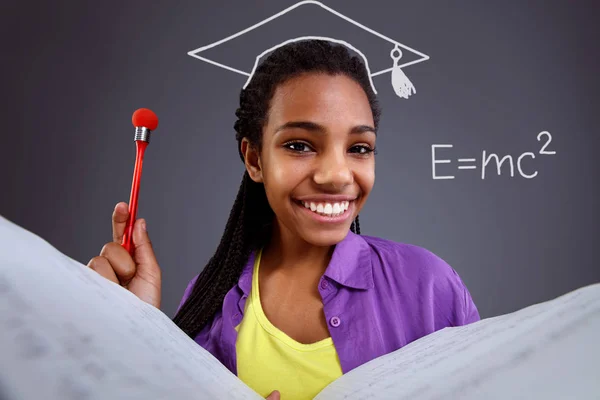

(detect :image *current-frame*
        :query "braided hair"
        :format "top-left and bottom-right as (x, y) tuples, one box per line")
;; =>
(173, 39), (381, 338)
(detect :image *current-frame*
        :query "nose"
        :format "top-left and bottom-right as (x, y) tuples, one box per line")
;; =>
(313, 149), (353, 190)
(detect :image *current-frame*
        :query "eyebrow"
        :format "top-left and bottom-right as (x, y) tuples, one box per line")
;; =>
(274, 121), (377, 136)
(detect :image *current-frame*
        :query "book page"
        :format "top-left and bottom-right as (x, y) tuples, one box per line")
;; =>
(316, 281), (600, 399)
(0, 216), (263, 400)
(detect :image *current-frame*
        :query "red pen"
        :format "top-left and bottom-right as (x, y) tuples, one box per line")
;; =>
(122, 108), (159, 257)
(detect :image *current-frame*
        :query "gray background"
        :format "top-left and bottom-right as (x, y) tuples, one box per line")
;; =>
(1, 0), (598, 319)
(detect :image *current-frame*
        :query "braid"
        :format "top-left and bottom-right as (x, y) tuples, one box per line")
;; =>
(174, 172), (274, 337)
(174, 39), (379, 338)
(174, 173), (247, 335)
(350, 215), (361, 235)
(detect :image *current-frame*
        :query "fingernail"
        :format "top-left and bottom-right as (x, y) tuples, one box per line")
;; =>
(141, 220), (146, 232)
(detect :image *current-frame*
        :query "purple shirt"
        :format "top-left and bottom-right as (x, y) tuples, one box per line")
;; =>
(177, 231), (480, 376)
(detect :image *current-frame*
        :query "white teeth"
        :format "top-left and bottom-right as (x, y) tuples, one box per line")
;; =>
(300, 200), (353, 217)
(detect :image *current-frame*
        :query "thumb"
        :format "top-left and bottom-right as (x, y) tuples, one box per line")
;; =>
(132, 218), (160, 273)
(266, 390), (280, 400)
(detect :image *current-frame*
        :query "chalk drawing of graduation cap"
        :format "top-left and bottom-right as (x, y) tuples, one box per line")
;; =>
(187, 0), (429, 99)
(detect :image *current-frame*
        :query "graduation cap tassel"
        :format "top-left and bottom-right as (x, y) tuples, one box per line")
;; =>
(391, 45), (416, 99)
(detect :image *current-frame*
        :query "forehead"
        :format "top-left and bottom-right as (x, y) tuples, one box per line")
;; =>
(266, 73), (374, 127)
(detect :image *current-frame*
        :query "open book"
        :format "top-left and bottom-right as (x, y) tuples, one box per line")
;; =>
(0, 214), (598, 400)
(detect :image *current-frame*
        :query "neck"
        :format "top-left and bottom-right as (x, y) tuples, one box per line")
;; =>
(261, 219), (334, 275)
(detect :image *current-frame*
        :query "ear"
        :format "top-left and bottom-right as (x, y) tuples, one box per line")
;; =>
(240, 138), (263, 183)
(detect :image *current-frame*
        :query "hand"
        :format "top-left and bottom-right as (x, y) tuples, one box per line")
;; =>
(87, 202), (162, 308)
(266, 390), (280, 400)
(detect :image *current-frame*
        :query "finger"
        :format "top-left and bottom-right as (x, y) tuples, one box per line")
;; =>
(100, 242), (137, 286)
(266, 390), (280, 400)
(87, 256), (119, 285)
(132, 218), (161, 282)
(112, 202), (129, 243)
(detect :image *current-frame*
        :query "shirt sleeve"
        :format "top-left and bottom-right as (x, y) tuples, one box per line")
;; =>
(460, 284), (481, 325)
(411, 243), (481, 327)
(175, 275), (199, 314)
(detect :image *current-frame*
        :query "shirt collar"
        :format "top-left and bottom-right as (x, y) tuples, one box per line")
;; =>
(324, 231), (374, 290)
(237, 231), (374, 295)
(238, 251), (256, 297)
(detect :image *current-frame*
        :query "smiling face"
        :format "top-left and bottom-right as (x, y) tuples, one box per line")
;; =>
(242, 72), (376, 247)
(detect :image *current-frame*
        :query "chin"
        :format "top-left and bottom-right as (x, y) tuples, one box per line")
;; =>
(298, 226), (351, 247)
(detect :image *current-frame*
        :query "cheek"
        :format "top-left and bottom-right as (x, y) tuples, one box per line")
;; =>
(355, 160), (375, 195)
(270, 166), (289, 186)
(262, 157), (303, 201)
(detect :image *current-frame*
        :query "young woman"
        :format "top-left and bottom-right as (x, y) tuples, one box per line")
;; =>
(89, 40), (480, 400)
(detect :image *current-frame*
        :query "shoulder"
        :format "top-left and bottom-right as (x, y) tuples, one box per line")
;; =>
(359, 234), (480, 326)
(176, 274), (200, 314)
(360, 234), (456, 281)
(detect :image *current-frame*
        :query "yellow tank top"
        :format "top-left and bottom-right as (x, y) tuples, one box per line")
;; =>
(235, 249), (343, 399)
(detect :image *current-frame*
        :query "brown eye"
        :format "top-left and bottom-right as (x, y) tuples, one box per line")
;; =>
(284, 141), (313, 152)
(349, 145), (376, 155)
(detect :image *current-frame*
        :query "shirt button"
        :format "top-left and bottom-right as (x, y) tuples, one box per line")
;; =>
(330, 316), (341, 327)
(320, 279), (329, 290)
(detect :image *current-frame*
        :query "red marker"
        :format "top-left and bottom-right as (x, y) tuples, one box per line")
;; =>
(122, 108), (159, 256)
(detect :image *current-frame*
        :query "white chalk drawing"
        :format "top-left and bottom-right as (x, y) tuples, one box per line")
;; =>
(431, 131), (557, 180)
(187, 0), (430, 99)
